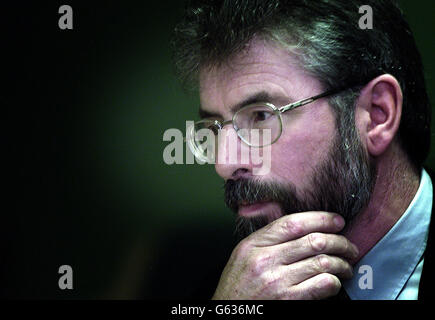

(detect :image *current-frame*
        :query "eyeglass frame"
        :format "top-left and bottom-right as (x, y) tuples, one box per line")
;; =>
(191, 85), (352, 149)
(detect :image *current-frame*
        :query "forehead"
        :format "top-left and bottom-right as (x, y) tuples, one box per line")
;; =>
(199, 39), (323, 114)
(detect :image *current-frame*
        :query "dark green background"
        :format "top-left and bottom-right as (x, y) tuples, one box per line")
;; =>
(3, 0), (434, 299)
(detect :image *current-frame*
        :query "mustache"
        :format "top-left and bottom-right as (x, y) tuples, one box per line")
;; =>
(224, 178), (307, 240)
(224, 178), (300, 214)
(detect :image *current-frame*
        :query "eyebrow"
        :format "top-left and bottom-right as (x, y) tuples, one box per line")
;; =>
(198, 91), (275, 119)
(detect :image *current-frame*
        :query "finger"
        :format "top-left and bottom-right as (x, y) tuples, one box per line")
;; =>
(281, 254), (353, 286)
(287, 273), (342, 300)
(247, 211), (345, 247)
(274, 232), (359, 265)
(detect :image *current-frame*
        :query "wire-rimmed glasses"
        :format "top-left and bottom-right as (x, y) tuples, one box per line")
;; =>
(186, 87), (348, 162)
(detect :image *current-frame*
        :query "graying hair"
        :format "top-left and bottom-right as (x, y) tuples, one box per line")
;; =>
(173, 0), (431, 169)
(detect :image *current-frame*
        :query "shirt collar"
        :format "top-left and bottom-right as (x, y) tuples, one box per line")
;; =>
(343, 168), (433, 300)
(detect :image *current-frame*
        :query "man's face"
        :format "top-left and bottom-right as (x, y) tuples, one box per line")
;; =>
(199, 39), (375, 238)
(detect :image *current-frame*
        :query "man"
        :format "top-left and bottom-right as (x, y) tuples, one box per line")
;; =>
(172, 0), (433, 299)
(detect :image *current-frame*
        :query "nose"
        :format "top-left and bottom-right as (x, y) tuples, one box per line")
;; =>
(214, 126), (253, 180)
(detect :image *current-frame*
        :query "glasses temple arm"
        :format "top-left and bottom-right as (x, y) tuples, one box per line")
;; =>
(278, 86), (353, 113)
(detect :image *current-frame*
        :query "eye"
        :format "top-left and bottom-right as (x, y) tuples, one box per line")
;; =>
(252, 110), (273, 122)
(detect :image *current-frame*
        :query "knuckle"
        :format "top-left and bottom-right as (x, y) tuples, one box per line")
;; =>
(314, 254), (330, 272)
(308, 233), (326, 252)
(281, 218), (304, 238)
(235, 239), (253, 258)
(247, 252), (272, 276)
(259, 270), (280, 290)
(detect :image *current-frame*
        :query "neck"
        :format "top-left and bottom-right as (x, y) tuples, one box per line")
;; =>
(343, 144), (420, 265)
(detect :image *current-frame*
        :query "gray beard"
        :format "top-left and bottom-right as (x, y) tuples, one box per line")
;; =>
(224, 127), (377, 240)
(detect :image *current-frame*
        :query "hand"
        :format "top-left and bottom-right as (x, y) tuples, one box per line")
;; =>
(212, 211), (358, 300)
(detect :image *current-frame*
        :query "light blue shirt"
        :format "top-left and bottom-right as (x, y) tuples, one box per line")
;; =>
(343, 169), (433, 300)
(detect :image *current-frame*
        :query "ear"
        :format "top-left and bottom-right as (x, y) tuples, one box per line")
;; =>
(356, 74), (403, 157)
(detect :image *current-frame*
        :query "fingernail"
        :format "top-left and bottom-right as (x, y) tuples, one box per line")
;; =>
(333, 216), (345, 229)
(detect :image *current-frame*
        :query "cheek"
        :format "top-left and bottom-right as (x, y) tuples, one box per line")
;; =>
(267, 118), (336, 187)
